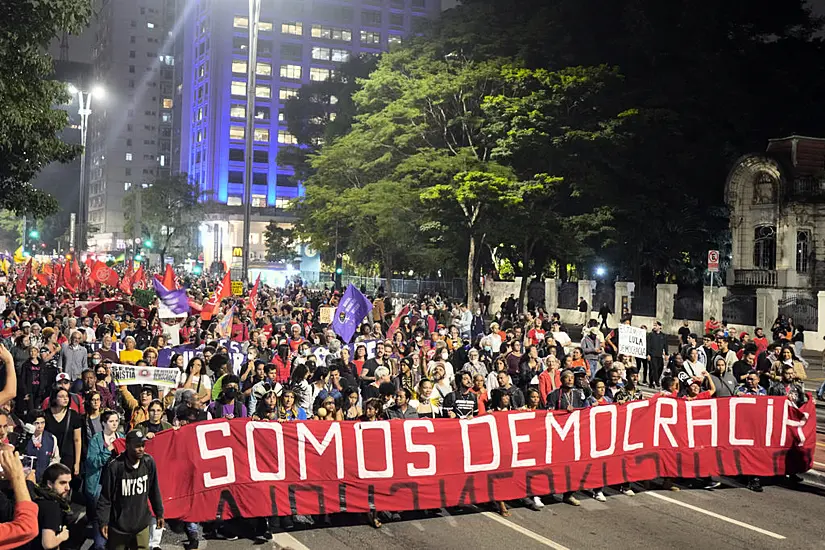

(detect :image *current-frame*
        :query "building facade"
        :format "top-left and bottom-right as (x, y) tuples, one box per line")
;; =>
(725, 136), (825, 291)
(179, 0), (441, 270)
(86, 0), (179, 251)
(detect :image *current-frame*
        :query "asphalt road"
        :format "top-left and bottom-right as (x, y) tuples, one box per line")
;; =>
(81, 472), (825, 550)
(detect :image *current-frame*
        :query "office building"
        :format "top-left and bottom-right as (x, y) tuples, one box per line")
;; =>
(86, 0), (179, 251)
(178, 0), (441, 271)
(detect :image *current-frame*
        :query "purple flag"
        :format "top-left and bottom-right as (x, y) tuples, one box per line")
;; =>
(153, 277), (190, 315)
(331, 284), (373, 343)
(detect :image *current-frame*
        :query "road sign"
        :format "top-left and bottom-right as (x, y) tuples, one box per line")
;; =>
(231, 280), (244, 296)
(708, 250), (720, 272)
(232, 247), (243, 258)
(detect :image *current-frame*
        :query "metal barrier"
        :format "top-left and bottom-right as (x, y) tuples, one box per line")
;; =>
(631, 287), (656, 317)
(558, 282), (578, 310)
(778, 290), (818, 331)
(723, 291), (757, 326)
(673, 287), (704, 321)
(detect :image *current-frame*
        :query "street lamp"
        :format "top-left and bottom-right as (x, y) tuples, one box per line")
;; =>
(69, 83), (105, 252)
(240, 0), (262, 283)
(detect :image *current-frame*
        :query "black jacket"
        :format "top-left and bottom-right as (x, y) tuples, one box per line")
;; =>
(97, 453), (164, 535)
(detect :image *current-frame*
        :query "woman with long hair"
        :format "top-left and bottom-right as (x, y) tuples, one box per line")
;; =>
(342, 387), (361, 420)
(352, 344), (367, 377)
(393, 357), (420, 398)
(771, 345), (807, 382)
(252, 389), (280, 421)
(24, 410), (60, 483)
(416, 379), (441, 418)
(278, 388), (308, 421)
(183, 356), (212, 403)
(314, 395), (343, 421)
(361, 398), (385, 528)
(44, 387), (82, 476)
(40, 327), (61, 392)
(18, 345), (43, 414)
(83, 390), (104, 459)
(85, 410), (123, 550)
(290, 363), (312, 410)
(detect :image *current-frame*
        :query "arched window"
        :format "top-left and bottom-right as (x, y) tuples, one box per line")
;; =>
(796, 230), (811, 273)
(753, 226), (776, 270)
(753, 172), (776, 204)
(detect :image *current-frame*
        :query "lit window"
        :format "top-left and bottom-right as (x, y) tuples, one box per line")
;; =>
(229, 125), (245, 140)
(255, 85), (271, 98)
(231, 81), (246, 95)
(196, 130), (203, 142)
(312, 47), (331, 61)
(234, 16), (248, 28)
(197, 107), (203, 120)
(256, 62), (272, 76)
(258, 21), (273, 31)
(275, 198), (290, 209)
(309, 67), (330, 81)
(388, 35), (402, 46)
(331, 48), (350, 62)
(279, 88), (298, 100)
(161, 112), (171, 122)
(147, 22), (155, 29)
(232, 60), (247, 73)
(281, 21), (303, 35)
(252, 195), (267, 207)
(162, 98), (173, 109)
(124, 182), (132, 191)
(125, 152), (133, 161)
(160, 154), (166, 167)
(278, 130), (297, 144)
(227, 196), (242, 206)
(329, 112), (337, 121)
(230, 105), (245, 118)
(311, 24), (352, 42)
(254, 128), (270, 142)
(329, 95), (338, 105)
(280, 64), (302, 79)
(360, 30), (381, 45)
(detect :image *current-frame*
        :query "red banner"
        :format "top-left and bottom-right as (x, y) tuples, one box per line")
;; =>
(140, 396), (814, 522)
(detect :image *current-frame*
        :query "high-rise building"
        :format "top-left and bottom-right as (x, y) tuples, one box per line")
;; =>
(179, 0), (441, 272)
(86, 0), (180, 251)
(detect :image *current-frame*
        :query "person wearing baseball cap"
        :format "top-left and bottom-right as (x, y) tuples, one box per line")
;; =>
(97, 428), (164, 549)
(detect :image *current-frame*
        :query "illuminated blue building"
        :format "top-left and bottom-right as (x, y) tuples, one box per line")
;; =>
(179, 0), (441, 268)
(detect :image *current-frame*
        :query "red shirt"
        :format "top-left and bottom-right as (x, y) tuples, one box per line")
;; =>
(288, 336), (306, 353)
(683, 390), (712, 400)
(527, 328), (546, 346)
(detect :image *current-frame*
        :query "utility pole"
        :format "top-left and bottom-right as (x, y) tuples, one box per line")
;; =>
(241, 0), (262, 283)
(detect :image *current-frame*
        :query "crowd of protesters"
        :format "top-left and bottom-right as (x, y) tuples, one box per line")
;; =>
(0, 271), (813, 548)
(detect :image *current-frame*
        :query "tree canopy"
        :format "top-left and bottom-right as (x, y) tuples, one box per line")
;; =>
(284, 0), (825, 302)
(0, 0), (91, 217)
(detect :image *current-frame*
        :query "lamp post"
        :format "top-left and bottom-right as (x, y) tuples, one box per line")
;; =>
(68, 84), (104, 252)
(241, 0), (262, 283)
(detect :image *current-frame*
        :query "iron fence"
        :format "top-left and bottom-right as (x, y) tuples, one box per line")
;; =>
(631, 287), (656, 317)
(723, 290), (757, 326)
(527, 279), (546, 311)
(778, 290), (818, 332)
(593, 282), (615, 313)
(302, 272), (466, 301)
(673, 287), (704, 321)
(558, 282), (579, 310)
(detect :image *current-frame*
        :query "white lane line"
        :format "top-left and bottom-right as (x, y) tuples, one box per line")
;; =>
(481, 511), (571, 549)
(439, 507), (458, 527)
(813, 461), (825, 468)
(271, 533), (313, 550)
(644, 492), (785, 540)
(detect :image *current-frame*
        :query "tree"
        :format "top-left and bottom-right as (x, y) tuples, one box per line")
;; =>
(0, 0), (91, 216)
(263, 222), (295, 262)
(122, 175), (204, 267)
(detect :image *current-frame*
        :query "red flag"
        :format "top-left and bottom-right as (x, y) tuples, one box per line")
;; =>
(34, 273), (50, 287)
(91, 261), (120, 287)
(162, 263), (177, 290)
(15, 260), (31, 294)
(81, 258), (94, 292)
(133, 265), (147, 290)
(248, 274), (261, 322)
(119, 262), (134, 295)
(201, 271), (231, 321)
(386, 304), (411, 340)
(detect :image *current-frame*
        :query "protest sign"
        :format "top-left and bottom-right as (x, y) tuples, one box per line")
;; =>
(111, 363), (179, 388)
(133, 396), (814, 522)
(319, 306), (335, 324)
(619, 325), (647, 358)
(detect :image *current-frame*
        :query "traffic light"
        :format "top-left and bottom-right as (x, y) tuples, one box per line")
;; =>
(28, 229), (39, 240)
(192, 262), (203, 275)
(144, 239), (153, 249)
(134, 253), (143, 262)
(334, 254), (343, 290)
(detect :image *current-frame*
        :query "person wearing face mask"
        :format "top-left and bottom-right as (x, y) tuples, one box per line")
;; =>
(85, 410), (123, 550)
(208, 375), (247, 419)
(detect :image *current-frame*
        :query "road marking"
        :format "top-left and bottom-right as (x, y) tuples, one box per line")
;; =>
(481, 511), (570, 549)
(439, 507), (458, 527)
(644, 492), (785, 540)
(813, 461), (825, 468)
(816, 442), (825, 448)
(271, 533), (313, 550)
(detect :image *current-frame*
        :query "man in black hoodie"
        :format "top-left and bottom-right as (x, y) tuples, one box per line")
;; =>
(98, 429), (164, 550)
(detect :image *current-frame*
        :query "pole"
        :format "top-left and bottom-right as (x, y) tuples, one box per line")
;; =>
(710, 270), (714, 321)
(21, 215), (27, 256)
(241, 0), (261, 283)
(77, 91), (91, 251)
(134, 187), (142, 262)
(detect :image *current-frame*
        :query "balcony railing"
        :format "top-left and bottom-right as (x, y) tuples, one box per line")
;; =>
(734, 269), (777, 287)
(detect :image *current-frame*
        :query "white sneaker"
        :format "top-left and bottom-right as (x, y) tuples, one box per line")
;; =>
(532, 496), (545, 508)
(621, 487), (635, 496)
(593, 491), (606, 502)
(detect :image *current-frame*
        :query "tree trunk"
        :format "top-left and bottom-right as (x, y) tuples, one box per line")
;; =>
(517, 239), (535, 314)
(383, 255), (393, 299)
(160, 248), (166, 269)
(466, 234), (476, 307)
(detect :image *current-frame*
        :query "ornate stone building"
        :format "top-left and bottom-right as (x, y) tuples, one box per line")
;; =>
(725, 136), (825, 290)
